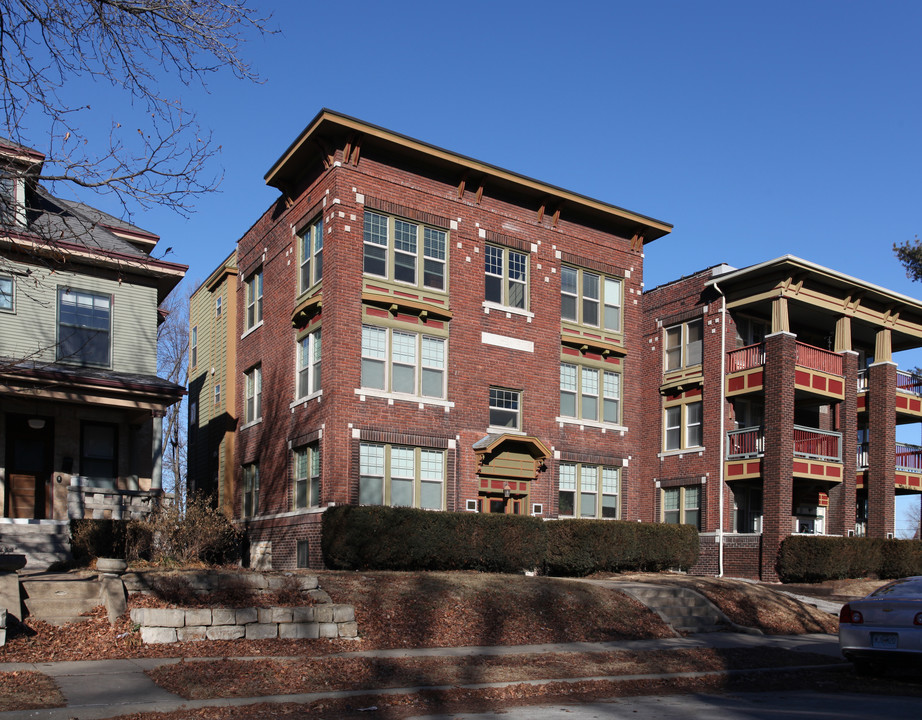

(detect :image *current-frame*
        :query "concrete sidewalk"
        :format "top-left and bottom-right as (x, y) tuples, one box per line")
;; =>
(0, 633), (845, 720)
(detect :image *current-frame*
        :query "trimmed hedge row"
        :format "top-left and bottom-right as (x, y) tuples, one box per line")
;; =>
(778, 536), (922, 583)
(322, 506), (699, 575)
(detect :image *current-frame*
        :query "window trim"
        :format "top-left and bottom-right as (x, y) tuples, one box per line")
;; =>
(243, 365), (262, 427)
(559, 361), (622, 427)
(293, 443), (321, 510)
(358, 442), (446, 509)
(558, 462), (620, 520)
(662, 397), (704, 453)
(662, 485), (701, 528)
(484, 244), (528, 311)
(244, 269), (263, 334)
(299, 216), (324, 294)
(295, 327), (322, 402)
(190, 326), (198, 369)
(0, 274), (13, 313)
(56, 286), (112, 368)
(488, 387), (522, 432)
(362, 210), (448, 292)
(243, 462), (259, 518)
(560, 265), (623, 332)
(214, 383), (221, 410)
(360, 324), (447, 401)
(215, 295), (222, 318)
(664, 319), (703, 372)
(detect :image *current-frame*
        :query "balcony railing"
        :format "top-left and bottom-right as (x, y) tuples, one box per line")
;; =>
(897, 370), (922, 397)
(858, 442), (868, 469)
(793, 425), (842, 462)
(726, 344), (764, 373)
(725, 341), (843, 376)
(857, 370), (868, 393)
(896, 443), (922, 472)
(795, 342), (843, 376)
(727, 425), (842, 463)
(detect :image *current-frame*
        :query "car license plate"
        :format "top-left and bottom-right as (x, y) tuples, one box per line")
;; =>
(871, 632), (898, 649)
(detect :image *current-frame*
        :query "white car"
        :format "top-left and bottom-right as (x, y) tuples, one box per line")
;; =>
(839, 575), (922, 673)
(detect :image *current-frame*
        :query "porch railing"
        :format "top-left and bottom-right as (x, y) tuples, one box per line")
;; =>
(727, 426), (842, 463)
(857, 370), (868, 393)
(897, 370), (922, 397)
(793, 425), (842, 462)
(896, 443), (922, 472)
(857, 442), (868, 469)
(796, 342), (843, 376)
(726, 344), (764, 373)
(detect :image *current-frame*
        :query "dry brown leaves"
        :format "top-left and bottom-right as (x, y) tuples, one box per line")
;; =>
(0, 670), (66, 711)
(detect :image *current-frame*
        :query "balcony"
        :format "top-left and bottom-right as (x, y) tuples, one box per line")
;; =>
(726, 425), (843, 483)
(856, 441), (922, 493)
(857, 368), (922, 420)
(726, 341), (844, 399)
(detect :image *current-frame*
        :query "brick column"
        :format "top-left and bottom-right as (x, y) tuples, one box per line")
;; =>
(760, 331), (797, 581)
(866, 361), (896, 537)
(828, 350), (858, 536)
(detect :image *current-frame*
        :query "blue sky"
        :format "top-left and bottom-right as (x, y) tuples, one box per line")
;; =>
(41, 1), (922, 531)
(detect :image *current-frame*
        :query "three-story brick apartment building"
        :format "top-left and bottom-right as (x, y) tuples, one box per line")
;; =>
(189, 109), (672, 569)
(189, 111), (922, 577)
(643, 258), (922, 580)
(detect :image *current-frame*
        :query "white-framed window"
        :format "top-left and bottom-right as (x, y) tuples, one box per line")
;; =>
(294, 443), (321, 509)
(560, 363), (621, 424)
(244, 366), (262, 424)
(485, 245), (527, 309)
(299, 217), (323, 293)
(360, 325), (446, 399)
(363, 210), (447, 291)
(663, 485), (700, 528)
(664, 399), (703, 451)
(0, 274), (13, 312)
(559, 463), (619, 519)
(665, 319), (703, 371)
(560, 266), (622, 331)
(489, 387), (521, 430)
(297, 328), (321, 399)
(190, 326), (198, 368)
(214, 383), (221, 409)
(358, 443), (445, 509)
(243, 463), (259, 518)
(245, 270), (263, 331)
(57, 287), (111, 366)
(215, 295), (222, 318)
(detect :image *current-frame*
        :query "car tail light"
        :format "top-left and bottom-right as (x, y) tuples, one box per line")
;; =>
(839, 603), (863, 624)
(914, 613), (922, 626)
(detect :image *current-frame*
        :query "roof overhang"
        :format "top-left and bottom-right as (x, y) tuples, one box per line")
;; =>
(265, 109), (672, 244)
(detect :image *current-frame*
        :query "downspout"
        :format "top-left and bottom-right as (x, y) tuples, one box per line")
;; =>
(713, 282), (727, 577)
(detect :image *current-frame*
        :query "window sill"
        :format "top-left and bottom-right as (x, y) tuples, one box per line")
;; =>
(657, 447), (705, 459)
(241, 321), (263, 340)
(355, 388), (455, 408)
(556, 417), (627, 433)
(240, 418), (263, 431)
(290, 391), (322, 409)
(482, 301), (534, 319)
(556, 515), (619, 521)
(486, 425), (525, 436)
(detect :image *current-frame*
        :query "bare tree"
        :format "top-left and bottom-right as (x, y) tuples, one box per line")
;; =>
(904, 498), (922, 540)
(158, 279), (191, 506)
(0, 0), (270, 220)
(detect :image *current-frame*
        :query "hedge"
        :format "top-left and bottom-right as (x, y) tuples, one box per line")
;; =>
(778, 536), (922, 582)
(322, 506), (699, 575)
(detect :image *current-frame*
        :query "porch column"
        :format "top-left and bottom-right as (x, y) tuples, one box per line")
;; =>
(867, 361), (896, 537)
(834, 316), (852, 353)
(771, 297), (790, 334)
(151, 410), (164, 491)
(875, 328), (892, 364)
(760, 331), (797, 581)
(828, 350), (858, 536)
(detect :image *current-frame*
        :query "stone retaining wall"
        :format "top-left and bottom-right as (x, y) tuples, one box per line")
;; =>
(130, 604), (358, 644)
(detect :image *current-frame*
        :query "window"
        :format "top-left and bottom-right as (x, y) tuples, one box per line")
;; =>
(485, 245), (527, 309)
(190, 326), (198, 368)
(559, 463), (619, 519)
(0, 274), (12, 311)
(359, 443), (445, 509)
(363, 210), (446, 290)
(665, 319), (702, 371)
(214, 384), (221, 409)
(296, 540), (310, 568)
(190, 401), (198, 427)
(245, 270), (263, 331)
(81, 422), (117, 483)
(243, 463), (259, 517)
(489, 387), (521, 430)
(297, 328), (321, 399)
(0, 175), (18, 226)
(560, 363), (621, 424)
(663, 486), (700, 528)
(294, 443), (320, 509)
(360, 325), (446, 399)
(215, 296), (222, 318)
(664, 399), (703, 451)
(299, 217), (323, 293)
(244, 366), (262, 424)
(561, 267), (622, 331)
(57, 288), (111, 366)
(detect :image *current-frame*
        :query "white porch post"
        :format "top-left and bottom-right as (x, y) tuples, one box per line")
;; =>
(151, 409), (164, 491)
